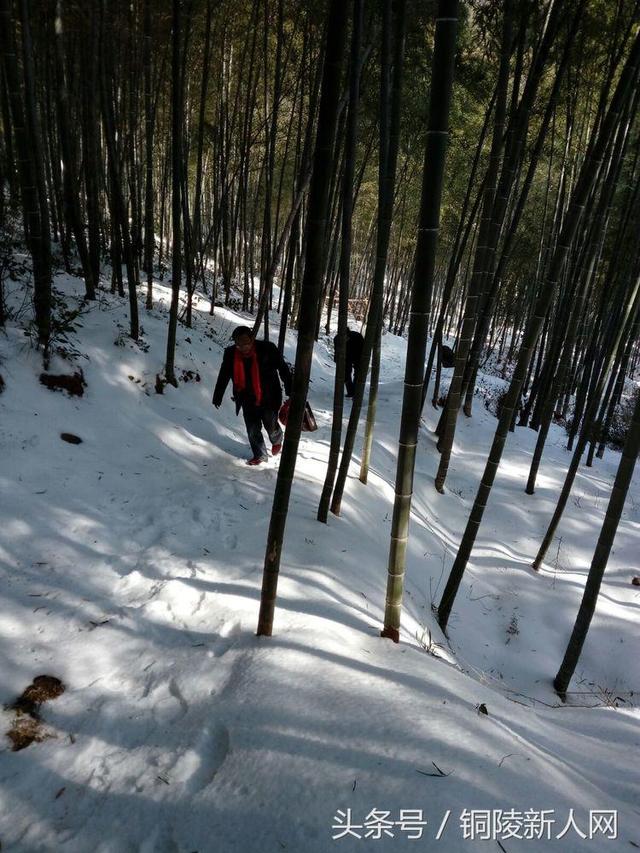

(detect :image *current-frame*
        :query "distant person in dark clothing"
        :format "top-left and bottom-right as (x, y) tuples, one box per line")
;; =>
(333, 328), (364, 397)
(213, 326), (292, 465)
(441, 344), (455, 368)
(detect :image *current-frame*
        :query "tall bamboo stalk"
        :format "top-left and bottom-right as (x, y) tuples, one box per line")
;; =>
(382, 0), (458, 642)
(165, 0), (183, 384)
(318, 0), (363, 524)
(257, 0), (348, 637)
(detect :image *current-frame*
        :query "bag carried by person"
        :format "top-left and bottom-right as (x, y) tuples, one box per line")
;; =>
(278, 399), (318, 432)
(279, 399), (290, 425)
(302, 401), (318, 432)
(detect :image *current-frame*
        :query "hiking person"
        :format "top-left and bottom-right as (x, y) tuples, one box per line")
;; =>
(212, 326), (292, 465)
(333, 328), (364, 397)
(441, 343), (455, 368)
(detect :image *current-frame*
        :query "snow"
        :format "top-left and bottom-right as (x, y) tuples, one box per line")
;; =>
(0, 272), (638, 852)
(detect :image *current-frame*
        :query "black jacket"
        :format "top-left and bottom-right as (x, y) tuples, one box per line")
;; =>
(212, 339), (292, 414)
(333, 330), (364, 367)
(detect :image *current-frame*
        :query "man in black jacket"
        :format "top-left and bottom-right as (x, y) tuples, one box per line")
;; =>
(333, 328), (364, 397)
(212, 326), (292, 465)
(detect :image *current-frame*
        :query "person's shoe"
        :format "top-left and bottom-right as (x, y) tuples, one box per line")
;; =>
(246, 456), (267, 466)
(271, 443), (282, 456)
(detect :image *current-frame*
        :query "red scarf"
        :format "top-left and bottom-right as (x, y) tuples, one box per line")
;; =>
(233, 346), (262, 406)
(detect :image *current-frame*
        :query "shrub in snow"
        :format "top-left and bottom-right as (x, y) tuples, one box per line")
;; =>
(39, 369), (86, 397)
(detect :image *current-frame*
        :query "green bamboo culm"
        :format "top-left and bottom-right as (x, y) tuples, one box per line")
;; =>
(165, 0), (182, 382)
(256, 0), (348, 637)
(328, 0), (402, 518)
(382, 0), (458, 643)
(317, 0), (363, 524)
(554, 386), (640, 699)
(359, 0), (407, 486)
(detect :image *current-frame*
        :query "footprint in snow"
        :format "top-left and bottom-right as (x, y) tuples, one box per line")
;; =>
(219, 618), (242, 638)
(210, 619), (242, 658)
(182, 723), (231, 794)
(141, 673), (188, 724)
(223, 532), (238, 550)
(168, 677), (189, 719)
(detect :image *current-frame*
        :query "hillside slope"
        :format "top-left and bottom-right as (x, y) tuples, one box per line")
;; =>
(0, 273), (638, 852)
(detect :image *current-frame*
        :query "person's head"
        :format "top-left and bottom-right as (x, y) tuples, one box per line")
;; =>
(232, 326), (255, 355)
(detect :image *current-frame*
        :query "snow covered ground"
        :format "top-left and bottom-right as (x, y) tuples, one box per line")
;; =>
(0, 271), (638, 852)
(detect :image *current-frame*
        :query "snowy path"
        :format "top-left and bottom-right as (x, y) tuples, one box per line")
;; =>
(1, 279), (638, 851)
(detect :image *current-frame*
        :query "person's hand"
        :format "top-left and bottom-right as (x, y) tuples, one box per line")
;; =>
(213, 401), (221, 409)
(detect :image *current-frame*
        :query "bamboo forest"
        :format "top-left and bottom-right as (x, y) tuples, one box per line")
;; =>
(0, 0), (639, 850)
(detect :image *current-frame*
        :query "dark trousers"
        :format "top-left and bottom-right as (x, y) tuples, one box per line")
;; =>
(242, 403), (283, 459)
(345, 359), (358, 397)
